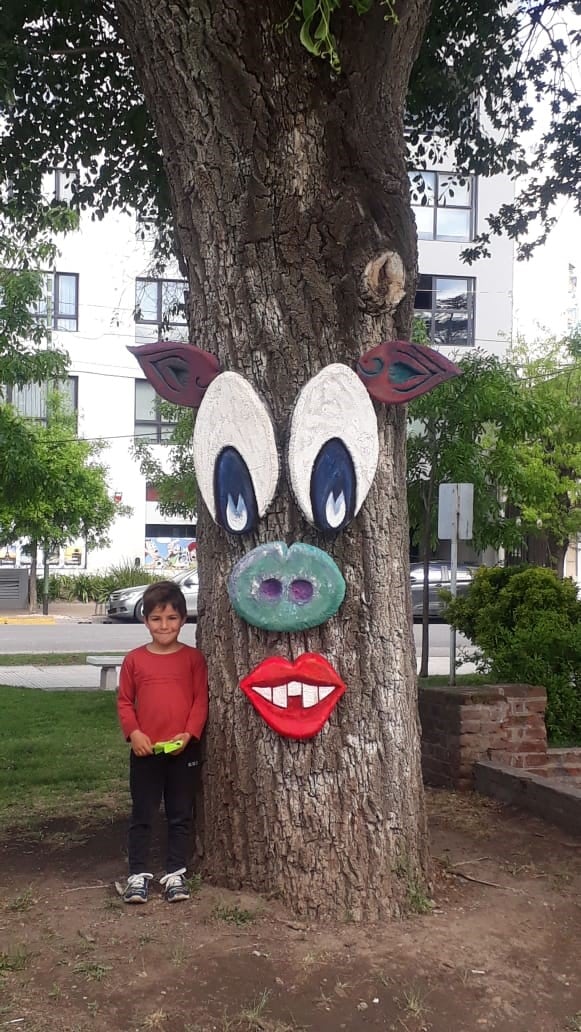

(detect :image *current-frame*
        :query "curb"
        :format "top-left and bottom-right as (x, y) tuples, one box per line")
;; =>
(0, 616), (56, 625)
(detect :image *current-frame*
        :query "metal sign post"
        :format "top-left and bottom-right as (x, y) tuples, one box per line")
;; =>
(438, 483), (474, 686)
(449, 511), (459, 687)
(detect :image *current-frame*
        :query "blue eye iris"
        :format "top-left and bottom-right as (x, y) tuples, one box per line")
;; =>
(310, 438), (356, 533)
(214, 446), (258, 535)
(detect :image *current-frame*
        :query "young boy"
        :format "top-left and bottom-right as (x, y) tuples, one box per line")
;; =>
(117, 580), (208, 904)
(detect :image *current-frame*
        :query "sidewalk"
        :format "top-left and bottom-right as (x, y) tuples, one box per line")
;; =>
(0, 602), (105, 626)
(0, 665), (101, 689)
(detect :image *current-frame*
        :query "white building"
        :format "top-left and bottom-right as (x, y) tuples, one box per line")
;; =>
(7, 165), (516, 573)
(409, 167), (514, 357)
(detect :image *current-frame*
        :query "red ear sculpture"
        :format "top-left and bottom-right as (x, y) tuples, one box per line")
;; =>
(128, 341), (221, 408)
(356, 340), (461, 404)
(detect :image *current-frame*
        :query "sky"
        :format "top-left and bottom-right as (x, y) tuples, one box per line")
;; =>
(513, 204), (581, 343)
(510, 7), (581, 344)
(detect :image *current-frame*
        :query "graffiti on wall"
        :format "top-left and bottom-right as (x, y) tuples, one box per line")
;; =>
(144, 538), (197, 570)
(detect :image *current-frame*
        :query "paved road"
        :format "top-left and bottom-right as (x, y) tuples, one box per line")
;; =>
(0, 617), (475, 687)
(0, 618), (470, 656)
(0, 621), (167, 653)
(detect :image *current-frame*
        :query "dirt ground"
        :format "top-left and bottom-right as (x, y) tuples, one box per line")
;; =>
(1, 789), (581, 1032)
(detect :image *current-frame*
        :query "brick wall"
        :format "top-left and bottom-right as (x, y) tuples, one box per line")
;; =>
(474, 761), (581, 835)
(543, 747), (581, 786)
(419, 683), (548, 790)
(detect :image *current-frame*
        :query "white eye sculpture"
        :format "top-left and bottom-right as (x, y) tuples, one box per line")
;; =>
(192, 372), (279, 535)
(287, 364), (379, 532)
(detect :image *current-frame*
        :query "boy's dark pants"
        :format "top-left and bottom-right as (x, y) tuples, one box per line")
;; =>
(128, 740), (200, 875)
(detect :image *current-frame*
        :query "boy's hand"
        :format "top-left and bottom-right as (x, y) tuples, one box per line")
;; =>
(170, 732), (191, 755)
(130, 730), (153, 757)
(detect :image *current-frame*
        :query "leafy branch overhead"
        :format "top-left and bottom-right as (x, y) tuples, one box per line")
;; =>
(0, 1), (578, 260)
(132, 402), (197, 521)
(284, 0), (397, 71)
(0, 206), (76, 390)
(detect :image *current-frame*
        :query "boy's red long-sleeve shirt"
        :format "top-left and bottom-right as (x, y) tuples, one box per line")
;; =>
(117, 644), (208, 744)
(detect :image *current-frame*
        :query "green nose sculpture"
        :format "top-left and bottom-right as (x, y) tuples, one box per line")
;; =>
(227, 541), (346, 632)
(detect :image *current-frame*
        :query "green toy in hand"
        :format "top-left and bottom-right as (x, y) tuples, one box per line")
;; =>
(153, 739), (184, 755)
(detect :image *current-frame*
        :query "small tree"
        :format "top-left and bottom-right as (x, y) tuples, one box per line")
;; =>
(0, 392), (124, 612)
(507, 332), (581, 575)
(407, 351), (548, 676)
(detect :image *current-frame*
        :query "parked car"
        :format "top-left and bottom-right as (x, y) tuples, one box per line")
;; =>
(107, 567), (199, 622)
(410, 562), (478, 619)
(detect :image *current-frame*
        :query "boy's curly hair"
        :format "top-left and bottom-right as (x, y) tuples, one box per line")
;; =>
(142, 580), (187, 620)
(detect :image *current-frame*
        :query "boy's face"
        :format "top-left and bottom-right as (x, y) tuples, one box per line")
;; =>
(144, 603), (186, 650)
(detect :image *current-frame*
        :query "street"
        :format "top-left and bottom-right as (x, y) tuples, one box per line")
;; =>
(0, 618), (471, 657)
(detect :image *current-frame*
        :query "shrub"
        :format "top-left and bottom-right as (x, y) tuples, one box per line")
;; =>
(41, 561), (162, 604)
(445, 566), (581, 744)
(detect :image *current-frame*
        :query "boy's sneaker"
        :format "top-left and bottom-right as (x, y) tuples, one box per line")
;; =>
(122, 872), (153, 904)
(160, 868), (190, 902)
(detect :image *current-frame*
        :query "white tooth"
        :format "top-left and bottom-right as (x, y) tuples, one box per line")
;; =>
(318, 686), (335, 701)
(302, 684), (318, 708)
(287, 680), (302, 697)
(253, 685), (272, 701)
(272, 686), (288, 708)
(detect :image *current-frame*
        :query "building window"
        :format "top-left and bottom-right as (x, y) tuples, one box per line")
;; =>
(409, 171), (475, 242)
(54, 169), (77, 203)
(414, 275), (475, 348)
(135, 379), (176, 443)
(31, 272), (79, 332)
(145, 523), (197, 537)
(5, 376), (78, 424)
(134, 277), (188, 345)
(135, 215), (157, 242)
(54, 273), (79, 331)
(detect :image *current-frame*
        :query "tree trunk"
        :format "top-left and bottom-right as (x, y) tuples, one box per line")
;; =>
(549, 534), (569, 579)
(42, 545), (51, 615)
(115, 0), (431, 919)
(28, 540), (38, 612)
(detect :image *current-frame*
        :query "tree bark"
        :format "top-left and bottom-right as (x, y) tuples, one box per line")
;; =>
(549, 534), (569, 579)
(42, 544), (51, 615)
(115, 0), (431, 919)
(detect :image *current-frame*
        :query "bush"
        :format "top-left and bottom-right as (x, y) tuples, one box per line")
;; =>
(41, 561), (162, 604)
(445, 566), (581, 744)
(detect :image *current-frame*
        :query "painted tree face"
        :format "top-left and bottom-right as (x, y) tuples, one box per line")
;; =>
(130, 340), (460, 740)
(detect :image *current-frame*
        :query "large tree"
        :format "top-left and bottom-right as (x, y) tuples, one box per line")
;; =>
(115, 1), (430, 921)
(1, 1), (579, 919)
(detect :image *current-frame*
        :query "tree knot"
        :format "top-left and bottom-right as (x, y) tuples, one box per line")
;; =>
(361, 251), (406, 313)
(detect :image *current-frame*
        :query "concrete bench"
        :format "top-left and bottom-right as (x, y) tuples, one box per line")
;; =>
(86, 655), (125, 691)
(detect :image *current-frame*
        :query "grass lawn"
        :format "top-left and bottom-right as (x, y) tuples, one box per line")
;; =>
(0, 686), (128, 833)
(418, 673), (491, 688)
(0, 653), (94, 666)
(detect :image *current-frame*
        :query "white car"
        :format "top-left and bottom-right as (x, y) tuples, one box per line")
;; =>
(410, 562), (478, 618)
(107, 567), (199, 622)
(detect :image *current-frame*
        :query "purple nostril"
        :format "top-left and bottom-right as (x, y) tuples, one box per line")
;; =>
(289, 579), (314, 604)
(259, 578), (283, 601)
